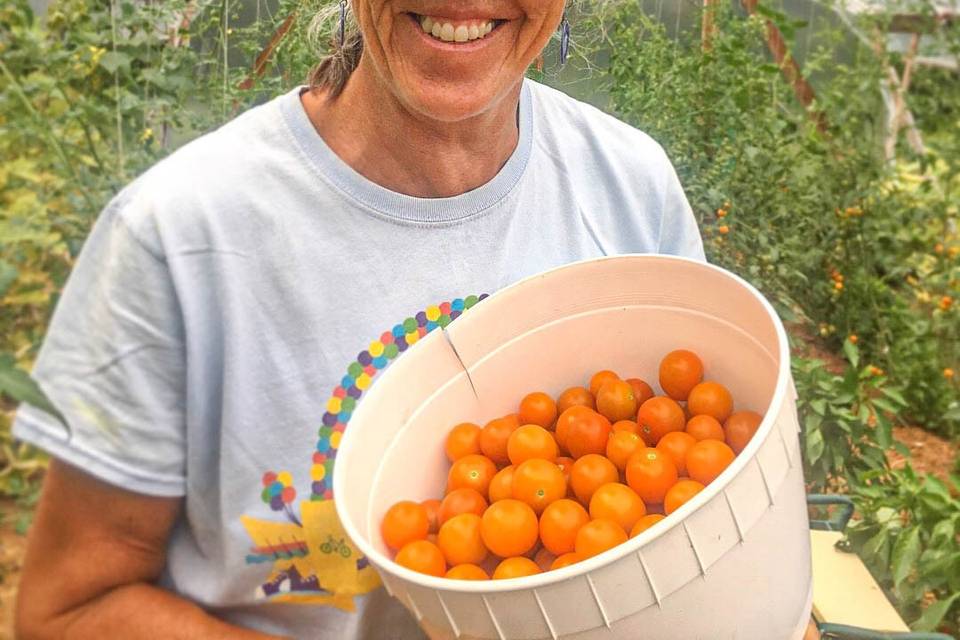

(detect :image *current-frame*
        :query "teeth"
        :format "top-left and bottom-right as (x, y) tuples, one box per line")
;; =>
(419, 16), (496, 42)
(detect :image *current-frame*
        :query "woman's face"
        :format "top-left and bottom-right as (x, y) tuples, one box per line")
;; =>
(353, 0), (566, 122)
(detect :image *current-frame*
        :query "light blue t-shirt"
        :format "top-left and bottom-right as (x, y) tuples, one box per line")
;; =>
(14, 79), (704, 638)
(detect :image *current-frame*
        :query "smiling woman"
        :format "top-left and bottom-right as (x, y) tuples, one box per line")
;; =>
(12, 1), (704, 639)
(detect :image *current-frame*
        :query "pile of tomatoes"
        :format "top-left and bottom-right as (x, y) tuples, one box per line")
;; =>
(380, 349), (763, 581)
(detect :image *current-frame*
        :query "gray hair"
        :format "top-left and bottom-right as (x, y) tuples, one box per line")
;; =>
(306, 2), (363, 98)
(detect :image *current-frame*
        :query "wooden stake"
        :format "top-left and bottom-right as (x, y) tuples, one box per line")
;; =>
(238, 11), (298, 91)
(702, 0), (718, 52)
(884, 32), (923, 159)
(741, 0), (829, 134)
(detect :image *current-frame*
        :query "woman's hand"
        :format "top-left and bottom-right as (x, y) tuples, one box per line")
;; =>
(15, 459), (283, 639)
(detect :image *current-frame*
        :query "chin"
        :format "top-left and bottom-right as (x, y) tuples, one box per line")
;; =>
(399, 75), (520, 123)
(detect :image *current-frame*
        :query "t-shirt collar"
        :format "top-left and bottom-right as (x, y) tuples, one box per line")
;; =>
(278, 80), (533, 224)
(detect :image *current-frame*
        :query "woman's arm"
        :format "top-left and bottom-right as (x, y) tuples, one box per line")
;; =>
(15, 459), (284, 640)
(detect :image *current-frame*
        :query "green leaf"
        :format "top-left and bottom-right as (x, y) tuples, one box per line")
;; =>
(928, 519), (956, 550)
(912, 592), (960, 632)
(805, 425), (825, 464)
(876, 418), (892, 448)
(140, 68), (167, 87)
(891, 526), (922, 589)
(843, 339), (860, 368)
(0, 259), (17, 296)
(880, 386), (908, 406)
(99, 51), (131, 73)
(862, 525), (891, 562)
(0, 354), (67, 427)
(14, 511), (33, 536)
(809, 399), (827, 416)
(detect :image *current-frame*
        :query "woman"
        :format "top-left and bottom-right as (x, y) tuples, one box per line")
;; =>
(14, 1), (703, 638)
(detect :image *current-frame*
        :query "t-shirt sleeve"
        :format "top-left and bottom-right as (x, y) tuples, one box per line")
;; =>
(13, 193), (187, 497)
(657, 160), (706, 262)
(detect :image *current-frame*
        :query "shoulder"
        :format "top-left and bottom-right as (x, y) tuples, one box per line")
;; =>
(526, 80), (673, 177)
(525, 80), (703, 260)
(110, 92), (299, 255)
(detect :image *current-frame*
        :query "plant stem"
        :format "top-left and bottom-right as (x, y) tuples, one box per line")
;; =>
(111, 0), (125, 180)
(0, 59), (97, 212)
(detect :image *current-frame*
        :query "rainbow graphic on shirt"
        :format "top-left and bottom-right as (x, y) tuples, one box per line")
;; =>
(240, 294), (487, 610)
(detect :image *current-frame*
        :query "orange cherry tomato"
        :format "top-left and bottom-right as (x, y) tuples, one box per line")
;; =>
(589, 482), (647, 533)
(447, 454), (497, 496)
(574, 518), (628, 559)
(554, 404), (593, 451)
(724, 410), (763, 454)
(519, 392), (558, 430)
(664, 479), (705, 515)
(565, 409), (612, 459)
(606, 430), (644, 471)
(479, 414), (520, 465)
(630, 513), (666, 537)
(550, 552), (582, 570)
(686, 414), (725, 441)
(556, 386), (596, 415)
(445, 564), (489, 580)
(437, 513), (488, 566)
(395, 540), (446, 577)
(421, 498), (442, 534)
(656, 431), (697, 476)
(686, 439), (736, 485)
(637, 396), (686, 446)
(488, 465), (515, 503)
(625, 447), (679, 505)
(445, 422), (482, 462)
(612, 419), (641, 436)
(539, 498), (590, 556)
(480, 499), (539, 558)
(569, 454), (619, 505)
(589, 370), (620, 396)
(492, 556), (541, 579)
(596, 379), (638, 423)
(687, 381), (734, 423)
(512, 459), (567, 513)
(625, 378), (655, 406)
(555, 405), (591, 453)
(507, 424), (559, 465)
(439, 488), (488, 525)
(658, 350), (704, 401)
(381, 501), (429, 551)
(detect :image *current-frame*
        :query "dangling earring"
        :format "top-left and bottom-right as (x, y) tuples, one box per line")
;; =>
(338, 0), (348, 47)
(559, 12), (570, 65)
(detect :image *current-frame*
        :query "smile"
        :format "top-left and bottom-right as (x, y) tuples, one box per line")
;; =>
(410, 13), (503, 43)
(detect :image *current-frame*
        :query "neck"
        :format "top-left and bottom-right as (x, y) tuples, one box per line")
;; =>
(301, 56), (522, 198)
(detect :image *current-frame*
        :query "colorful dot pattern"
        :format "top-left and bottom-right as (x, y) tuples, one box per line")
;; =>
(309, 294), (488, 501)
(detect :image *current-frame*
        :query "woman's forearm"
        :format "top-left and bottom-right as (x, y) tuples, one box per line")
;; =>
(18, 581), (285, 640)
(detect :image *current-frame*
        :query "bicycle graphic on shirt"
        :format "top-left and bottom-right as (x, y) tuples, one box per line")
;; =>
(320, 535), (353, 558)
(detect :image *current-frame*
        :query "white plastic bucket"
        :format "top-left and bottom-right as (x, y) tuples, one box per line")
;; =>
(334, 255), (812, 639)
